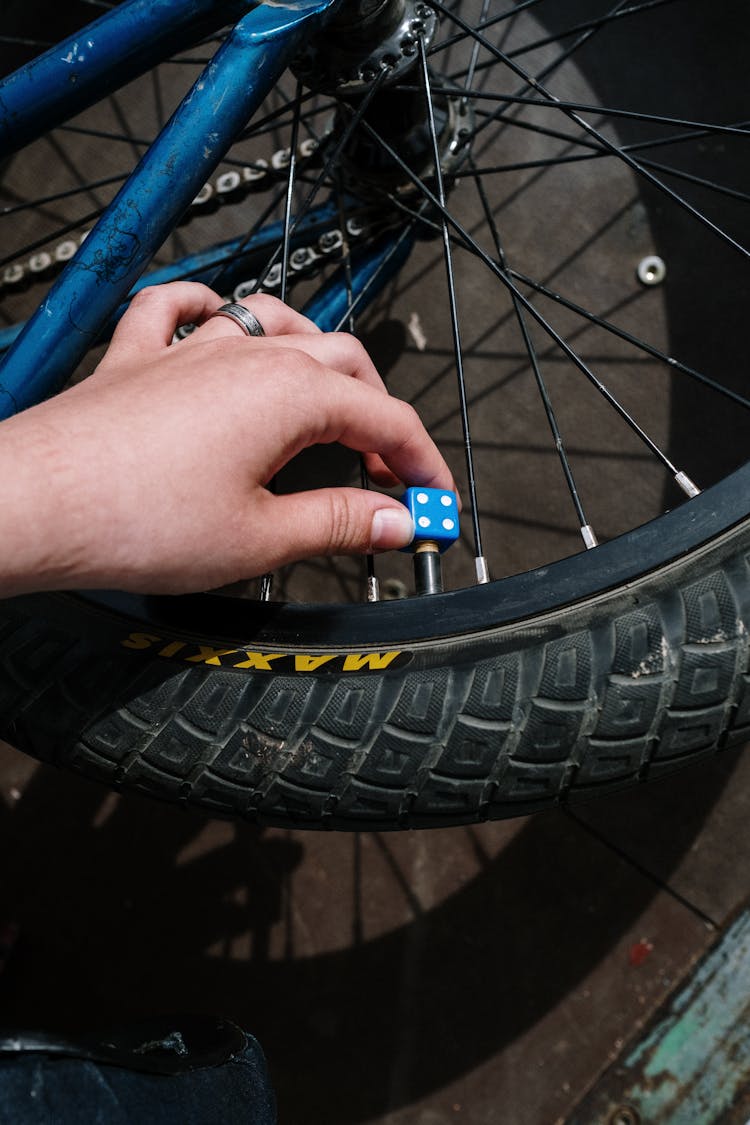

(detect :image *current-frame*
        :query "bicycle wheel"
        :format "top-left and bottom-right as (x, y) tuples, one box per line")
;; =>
(1, 0), (749, 829)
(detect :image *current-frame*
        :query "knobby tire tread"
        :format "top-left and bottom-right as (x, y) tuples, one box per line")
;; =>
(1, 519), (750, 830)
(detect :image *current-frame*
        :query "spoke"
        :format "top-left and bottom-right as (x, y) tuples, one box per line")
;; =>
(42, 129), (113, 215)
(446, 0), (736, 157)
(204, 183), (290, 292)
(106, 92), (145, 164)
(635, 159), (750, 204)
(60, 122), (314, 177)
(418, 35), (488, 580)
(358, 116), (701, 497)
(445, 0), (635, 96)
(424, 0), (636, 186)
(257, 85), (305, 604)
(164, 56), (216, 66)
(151, 64), (166, 133)
(167, 200), (377, 295)
(58, 122), (278, 178)
(0, 35), (52, 48)
(274, 82), (325, 147)
(461, 0), (493, 102)
(1, 174), (127, 217)
(462, 0), (680, 75)
(428, 0), (549, 58)
(332, 218), (419, 332)
(507, 0), (634, 86)
(238, 91), (325, 142)
(252, 68), (389, 295)
(430, 1), (749, 262)
(507, 268), (750, 412)
(59, 98), (327, 151)
(460, 106), (750, 204)
(60, 123), (160, 148)
(465, 107), (750, 159)
(410, 83), (750, 143)
(437, 0), (639, 195)
(333, 182), (380, 603)
(471, 158), (597, 548)
(335, 188), (356, 336)
(0, 207), (103, 271)
(280, 81), (303, 305)
(460, 146), (750, 203)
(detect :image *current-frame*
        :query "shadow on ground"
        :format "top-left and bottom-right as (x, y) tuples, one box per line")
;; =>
(0, 746), (738, 1123)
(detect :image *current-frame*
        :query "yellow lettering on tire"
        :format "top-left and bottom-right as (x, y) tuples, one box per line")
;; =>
(122, 632), (162, 651)
(233, 652), (286, 671)
(293, 654), (336, 672)
(342, 652), (402, 672)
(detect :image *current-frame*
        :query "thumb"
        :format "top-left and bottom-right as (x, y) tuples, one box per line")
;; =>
(265, 488), (415, 564)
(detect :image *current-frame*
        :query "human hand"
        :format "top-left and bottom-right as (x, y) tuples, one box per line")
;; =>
(0, 282), (456, 595)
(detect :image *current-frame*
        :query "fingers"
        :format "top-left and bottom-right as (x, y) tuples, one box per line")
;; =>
(362, 452), (402, 489)
(106, 285), (323, 367)
(110, 284), (383, 396)
(242, 331), (388, 393)
(107, 282), (223, 360)
(193, 293), (321, 342)
(261, 488), (416, 565)
(279, 363), (456, 495)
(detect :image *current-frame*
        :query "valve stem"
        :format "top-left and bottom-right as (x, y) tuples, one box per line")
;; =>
(414, 540), (443, 595)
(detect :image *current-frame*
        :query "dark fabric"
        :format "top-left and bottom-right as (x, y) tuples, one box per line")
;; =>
(0, 1033), (275, 1124)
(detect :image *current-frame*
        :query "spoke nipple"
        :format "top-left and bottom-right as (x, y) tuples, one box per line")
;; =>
(367, 575), (380, 602)
(581, 524), (598, 550)
(675, 470), (701, 498)
(475, 556), (490, 584)
(637, 255), (666, 286)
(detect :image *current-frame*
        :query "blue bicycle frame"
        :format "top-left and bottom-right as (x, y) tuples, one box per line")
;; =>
(0, 0), (412, 417)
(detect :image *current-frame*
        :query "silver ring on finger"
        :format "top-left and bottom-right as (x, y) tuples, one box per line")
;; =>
(209, 302), (266, 337)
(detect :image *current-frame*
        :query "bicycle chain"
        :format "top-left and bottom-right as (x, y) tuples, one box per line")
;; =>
(1, 136), (374, 298)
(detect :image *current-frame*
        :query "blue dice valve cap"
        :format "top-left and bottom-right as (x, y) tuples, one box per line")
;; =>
(399, 487), (460, 553)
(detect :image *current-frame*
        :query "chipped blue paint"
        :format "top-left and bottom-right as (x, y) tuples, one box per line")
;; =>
(571, 910), (750, 1124)
(0, 201), (341, 356)
(0, 213), (413, 358)
(0, 0), (256, 156)
(0, 0), (338, 418)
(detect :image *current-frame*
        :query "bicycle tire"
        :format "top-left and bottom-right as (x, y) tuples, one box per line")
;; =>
(1, 463), (749, 829)
(2, 0), (750, 829)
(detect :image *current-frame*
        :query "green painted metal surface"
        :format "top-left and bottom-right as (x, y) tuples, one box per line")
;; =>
(568, 910), (750, 1124)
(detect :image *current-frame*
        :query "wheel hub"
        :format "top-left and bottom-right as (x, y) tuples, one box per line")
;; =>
(330, 82), (474, 197)
(293, 0), (474, 199)
(292, 0), (438, 95)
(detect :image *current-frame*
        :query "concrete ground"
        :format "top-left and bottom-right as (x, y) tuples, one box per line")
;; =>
(0, 739), (748, 1123)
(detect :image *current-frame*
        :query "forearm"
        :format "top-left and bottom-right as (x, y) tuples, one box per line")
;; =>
(0, 407), (88, 596)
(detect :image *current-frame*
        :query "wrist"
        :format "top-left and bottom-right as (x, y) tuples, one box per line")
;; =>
(0, 408), (90, 596)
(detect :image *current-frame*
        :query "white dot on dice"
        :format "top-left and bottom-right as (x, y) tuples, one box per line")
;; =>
(418, 516), (431, 528)
(441, 494), (452, 506)
(442, 518), (455, 531)
(417, 492), (429, 504)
